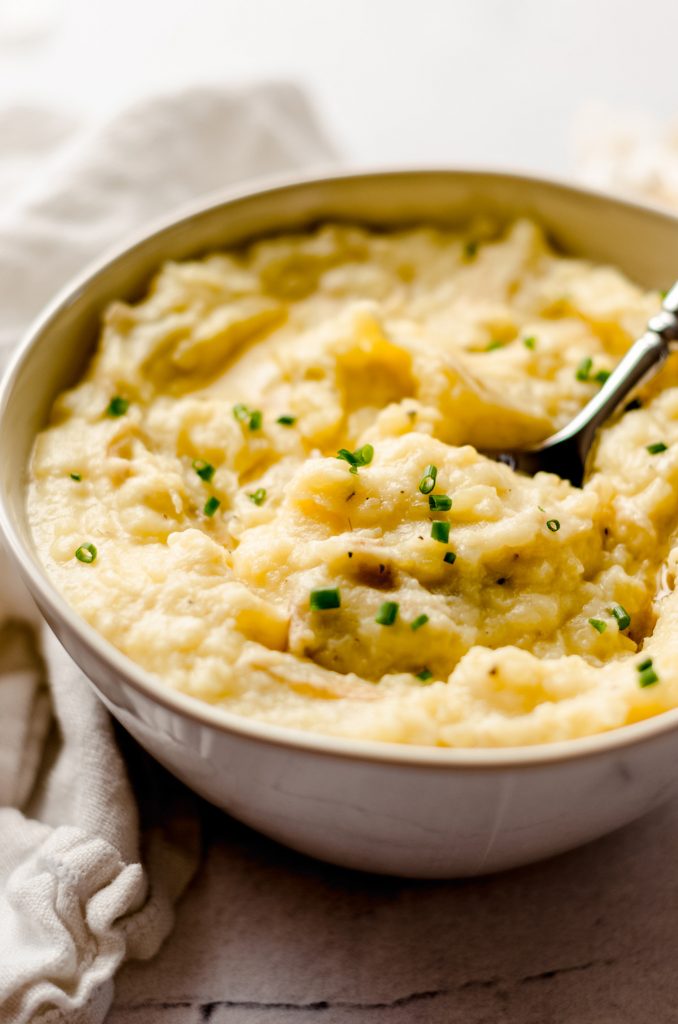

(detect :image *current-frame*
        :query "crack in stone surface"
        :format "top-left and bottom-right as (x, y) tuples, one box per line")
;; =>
(519, 958), (616, 984)
(458, 957), (615, 992)
(114, 990), (446, 1017)
(119, 962), (616, 1018)
(199, 989), (445, 1018)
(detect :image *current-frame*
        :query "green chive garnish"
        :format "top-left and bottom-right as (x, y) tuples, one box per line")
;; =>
(575, 357), (593, 382)
(107, 396), (129, 417)
(443, 551), (457, 564)
(336, 444), (374, 474)
(310, 588), (341, 611)
(523, 336), (537, 350)
(410, 614), (429, 631)
(75, 543), (97, 564)
(248, 488), (266, 506)
(431, 521), (450, 543)
(336, 448), (358, 469)
(595, 370), (611, 385)
(277, 415), (296, 426)
(192, 459), (215, 482)
(428, 494), (452, 511)
(354, 444), (374, 467)
(69, 472), (82, 481)
(419, 464), (438, 494)
(375, 601), (399, 626)
(546, 519), (560, 532)
(589, 618), (607, 634)
(233, 404), (262, 430)
(637, 657), (659, 687)
(416, 668), (433, 681)
(463, 240), (478, 261)
(486, 340), (504, 351)
(203, 496), (221, 517)
(647, 442), (668, 454)
(611, 604), (631, 630)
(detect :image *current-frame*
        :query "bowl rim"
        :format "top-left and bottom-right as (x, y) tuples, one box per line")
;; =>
(4, 162), (678, 771)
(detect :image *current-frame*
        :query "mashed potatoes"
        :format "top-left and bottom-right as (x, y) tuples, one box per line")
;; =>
(27, 219), (678, 746)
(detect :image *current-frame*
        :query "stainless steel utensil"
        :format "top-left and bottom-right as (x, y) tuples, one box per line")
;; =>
(489, 282), (678, 484)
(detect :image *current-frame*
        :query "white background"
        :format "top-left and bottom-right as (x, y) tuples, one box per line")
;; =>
(1, 0), (677, 172)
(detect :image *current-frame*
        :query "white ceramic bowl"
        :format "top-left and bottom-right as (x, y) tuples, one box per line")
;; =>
(3, 169), (678, 879)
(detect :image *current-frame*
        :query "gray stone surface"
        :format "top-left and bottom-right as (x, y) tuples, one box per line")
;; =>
(109, 794), (678, 1023)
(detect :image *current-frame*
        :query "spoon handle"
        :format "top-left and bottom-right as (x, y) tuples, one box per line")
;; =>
(542, 281), (678, 464)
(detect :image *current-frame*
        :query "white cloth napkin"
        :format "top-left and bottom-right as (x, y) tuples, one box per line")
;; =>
(0, 83), (336, 1024)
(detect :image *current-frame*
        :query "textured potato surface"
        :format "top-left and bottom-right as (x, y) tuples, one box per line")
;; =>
(28, 220), (678, 746)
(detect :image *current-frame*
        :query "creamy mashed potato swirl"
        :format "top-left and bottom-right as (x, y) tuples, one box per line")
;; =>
(27, 219), (678, 746)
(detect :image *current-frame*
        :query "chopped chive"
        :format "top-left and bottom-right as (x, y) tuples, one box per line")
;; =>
(107, 395), (129, 417)
(75, 543), (97, 564)
(428, 494), (452, 511)
(416, 667), (433, 681)
(595, 370), (611, 385)
(443, 550), (457, 564)
(638, 662), (659, 687)
(431, 520), (450, 543)
(277, 415), (296, 426)
(310, 588), (341, 611)
(69, 472), (82, 481)
(463, 239), (478, 261)
(337, 447), (358, 468)
(575, 356), (593, 382)
(337, 444), (373, 474)
(248, 488), (266, 506)
(486, 339), (504, 351)
(375, 601), (399, 626)
(233, 404), (262, 430)
(546, 519), (560, 532)
(203, 496), (221, 517)
(647, 442), (668, 454)
(410, 614), (429, 632)
(523, 336), (537, 350)
(192, 459), (215, 483)
(610, 604), (631, 630)
(354, 444), (373, 466)
(660, 289), (668, 300)
(419, 464), (438, 494)
(537, 505), (546, 513)
(589, 618), (607, 634)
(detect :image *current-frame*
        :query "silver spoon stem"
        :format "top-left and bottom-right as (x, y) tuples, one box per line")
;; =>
(543, 330), (669, 459)
(495, 282), (678, 484)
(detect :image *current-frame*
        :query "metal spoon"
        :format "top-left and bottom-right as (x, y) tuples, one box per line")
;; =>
(488, 282), (678, 485)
